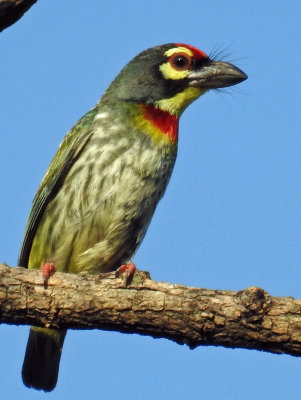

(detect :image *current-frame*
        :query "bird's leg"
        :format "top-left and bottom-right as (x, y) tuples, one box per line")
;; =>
(41, 262), (56, 289)
(115, 262), (137, 285)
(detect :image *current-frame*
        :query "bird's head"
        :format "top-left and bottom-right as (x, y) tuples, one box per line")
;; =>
(102, 43), (247, 117)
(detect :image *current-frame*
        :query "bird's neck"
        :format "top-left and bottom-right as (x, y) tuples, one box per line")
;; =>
(139, 104), (179, 144)
(117, 102), (179, 146)
(98, 100), (179, 146)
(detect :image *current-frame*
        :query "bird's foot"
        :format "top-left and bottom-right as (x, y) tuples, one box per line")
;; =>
(115, 262), (137, 285)
(41, 262), (56, 289)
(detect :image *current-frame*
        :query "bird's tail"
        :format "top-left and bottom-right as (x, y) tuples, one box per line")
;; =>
(22, 327), (66, 392)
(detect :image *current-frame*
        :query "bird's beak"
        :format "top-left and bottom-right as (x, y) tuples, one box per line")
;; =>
(188, 61), (247, 89)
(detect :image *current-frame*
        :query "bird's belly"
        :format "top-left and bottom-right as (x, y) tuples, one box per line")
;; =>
(28, 141), (175, 274)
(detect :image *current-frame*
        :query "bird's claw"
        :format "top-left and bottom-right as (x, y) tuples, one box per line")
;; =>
(115, 262), (137, 285)
(41, 262), (56, 289)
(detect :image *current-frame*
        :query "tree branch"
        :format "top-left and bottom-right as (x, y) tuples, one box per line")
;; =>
(0, 0), (37, 32)
(0, 263), (301, 356)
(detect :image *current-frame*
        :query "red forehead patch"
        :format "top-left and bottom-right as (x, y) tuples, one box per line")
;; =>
(175, 43), (208, 60)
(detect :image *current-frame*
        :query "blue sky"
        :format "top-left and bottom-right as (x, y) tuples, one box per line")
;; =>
(1, 1), (301, 399)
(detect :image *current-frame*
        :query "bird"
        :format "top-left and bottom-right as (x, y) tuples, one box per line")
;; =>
(19, 43), (247, 391)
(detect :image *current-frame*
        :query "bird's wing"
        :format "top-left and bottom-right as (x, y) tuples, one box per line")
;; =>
(18, 111), (96, 268)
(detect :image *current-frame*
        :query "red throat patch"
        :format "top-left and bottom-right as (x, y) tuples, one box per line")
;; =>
(141, 104), (179, 143)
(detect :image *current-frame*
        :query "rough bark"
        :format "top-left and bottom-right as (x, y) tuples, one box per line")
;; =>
(0, 0), (37, 32)
(0, 263), (301, 356)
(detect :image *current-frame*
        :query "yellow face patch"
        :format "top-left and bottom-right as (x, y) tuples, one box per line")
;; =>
(164, 46), (194, 58)
(159, 46), (194, 80)
(156, 87), (205, 116)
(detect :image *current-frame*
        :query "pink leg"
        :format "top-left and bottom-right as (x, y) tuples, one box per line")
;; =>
(115, 262), (137, 285)
(41, 262), (56, 289)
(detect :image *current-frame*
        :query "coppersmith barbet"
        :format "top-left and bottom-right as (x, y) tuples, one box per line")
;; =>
(20, 43), (247, 391)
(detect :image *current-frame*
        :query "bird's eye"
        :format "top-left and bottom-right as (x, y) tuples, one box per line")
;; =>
(169, 53), (192, 71)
